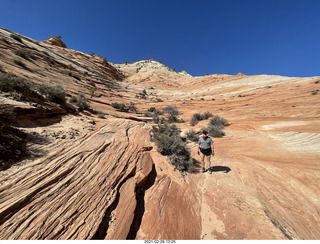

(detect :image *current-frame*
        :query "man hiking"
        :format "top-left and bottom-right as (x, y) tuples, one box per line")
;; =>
(197, 130), (214, 174)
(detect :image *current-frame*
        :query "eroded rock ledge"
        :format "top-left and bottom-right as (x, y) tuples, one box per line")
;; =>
(0, 119), (154, 240)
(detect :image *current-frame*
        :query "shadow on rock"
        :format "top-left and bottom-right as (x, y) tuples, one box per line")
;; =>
(210, 165), (231, 173)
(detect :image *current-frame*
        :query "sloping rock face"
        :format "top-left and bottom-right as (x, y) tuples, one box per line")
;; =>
(0, 119), (154, 239)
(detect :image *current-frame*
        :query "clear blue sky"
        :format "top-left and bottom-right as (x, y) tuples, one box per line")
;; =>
(1, 0), (320, 77)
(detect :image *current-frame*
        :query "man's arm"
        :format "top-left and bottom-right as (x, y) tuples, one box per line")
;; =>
(211, 140), (215, 155)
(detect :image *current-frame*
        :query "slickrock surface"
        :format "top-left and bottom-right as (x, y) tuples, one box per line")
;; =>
(0, 119), (153, 239)
(0, 27), (319, 240)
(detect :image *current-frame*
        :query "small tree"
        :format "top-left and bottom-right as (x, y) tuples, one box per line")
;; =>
(69, 93), (89, 111)
(163, 105), (180, 122)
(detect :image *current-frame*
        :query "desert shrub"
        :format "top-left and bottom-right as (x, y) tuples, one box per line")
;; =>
(202, 115), (229, 138)
(186, 130), (199, 142)
(96, 110), (105, 118)
(62, 70), (73, 76)
(88, 80), (96, 87)
(0, 73), (38, 101)
(152, 123), (181, 155)
(190, 116), (199, 126)
(156, 98), (163, 102)
(13, 58), (27, 69)
(89, 87), (96, 97)
(151, 123), (195, 172)
(73, 74), (81, 81)
(62, 70), (81, 80)
(190, 111), (213, 126)
(37, 84), (66, 103)
(136, 91), (147, 99)
(163, 105), (180, 122)
(192, 113), (202, 121)
(152, 114), (166, 124)
(13, 49), (35, 60)
(0, 73), (66, 104)
(43, 54), (55, 65)
(145, 107), (163, 118)
(208, 115), (229, 128)
(10, 34), (23, 43)
(128, 102), (138, 113)
(207, 125), (225, 138)
(202, 111), (213, 120)
(111, 102), (128, 111)
(144, 112), (153, 117)
(69, 93), (89, 111)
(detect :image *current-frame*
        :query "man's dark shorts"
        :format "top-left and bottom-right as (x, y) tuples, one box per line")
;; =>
(200, 147), (212, 156)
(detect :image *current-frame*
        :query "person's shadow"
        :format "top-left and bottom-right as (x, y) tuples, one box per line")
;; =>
(209, 165), (231, 173)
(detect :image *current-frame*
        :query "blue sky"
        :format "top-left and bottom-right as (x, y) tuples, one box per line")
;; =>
(1, 0), (320, 77)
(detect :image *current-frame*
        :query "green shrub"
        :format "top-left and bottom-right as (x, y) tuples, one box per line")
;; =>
(111, 102), (127, 111)
(156, 98), (163, 102)
(202, 111), (213, 120)
(186, 130), (199, 142)
(207, 125), (225, 137)
(0, 73), (66, 104)
(144, 112), (153, 117)
(43, 54), (55, 65)
(96, 110), (105, 118)
(163, 105), (180, 122)
(152, 123), (195, 172)
(202, 115), (229, 138)
(136, 92), (147, 99)
(10, 34), (23, 43)
(13, 49), (35, 60)
(0, 73), (38, 101)
(208, 115), (229, 128)
(128, 102), (138, 113)
(62, 70), (81, 80)
(88, 80), (96, 87)
(69, 93), (89, 111)
(190, 111), (213, 126)
(190, 116), (198, 126)
(37, 84), (66, 103)
(145, 107), (163, 118)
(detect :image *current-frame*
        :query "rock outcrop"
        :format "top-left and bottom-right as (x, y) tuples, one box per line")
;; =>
(47, 36), (67, 48)
(113, 59), (192, 77)
(0, 119), (154, 239)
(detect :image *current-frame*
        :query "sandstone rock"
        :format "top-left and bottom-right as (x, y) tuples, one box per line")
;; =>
(47, 36), (67, 48)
